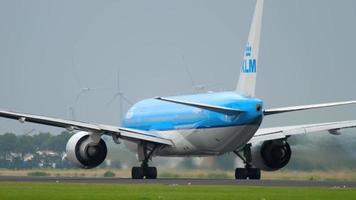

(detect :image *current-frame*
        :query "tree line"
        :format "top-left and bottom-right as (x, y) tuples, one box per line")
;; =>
(0, 131), (355, 171)
(0, 132), (73, 169)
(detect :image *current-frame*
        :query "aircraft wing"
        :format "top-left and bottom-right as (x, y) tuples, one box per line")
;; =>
(0, 110), (174, 146)
(264, 100), (356, 115)
(249, 120), (356, 144)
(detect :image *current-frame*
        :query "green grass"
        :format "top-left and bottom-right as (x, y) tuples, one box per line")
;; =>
(103, 170), (116, 177)
(0, 182), (355, 200)
(27, 171), (50, 177)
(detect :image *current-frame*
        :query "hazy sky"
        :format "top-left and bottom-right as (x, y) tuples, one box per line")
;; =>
(1, 0), (356, 135)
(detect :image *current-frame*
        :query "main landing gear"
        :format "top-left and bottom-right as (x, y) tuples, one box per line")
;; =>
(234, 144), (261, 180)
(131, 144), (158, 179)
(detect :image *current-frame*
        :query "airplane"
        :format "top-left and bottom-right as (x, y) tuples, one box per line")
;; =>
(1, 0), (356, 180)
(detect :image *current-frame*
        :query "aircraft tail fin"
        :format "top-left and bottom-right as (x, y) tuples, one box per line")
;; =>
(235, 0), (264, 97)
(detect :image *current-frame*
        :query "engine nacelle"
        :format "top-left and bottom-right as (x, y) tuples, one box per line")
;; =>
(251, 139), (291, 171)
(66, 131), (107, 169)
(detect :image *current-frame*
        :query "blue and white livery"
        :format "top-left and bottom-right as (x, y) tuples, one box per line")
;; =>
(1, 0), (356, 179)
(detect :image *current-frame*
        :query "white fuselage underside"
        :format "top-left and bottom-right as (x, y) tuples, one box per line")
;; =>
(125, 123), (260, 157)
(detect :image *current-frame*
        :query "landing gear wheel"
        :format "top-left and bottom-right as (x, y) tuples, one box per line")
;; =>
(145, 167), (157, 179)
(131, 166), (157, 179)
(235, 168), (248, 179)
(132, 167), (144, 179)
(248, 168), (261, 180)
(235, 168), (261, 180)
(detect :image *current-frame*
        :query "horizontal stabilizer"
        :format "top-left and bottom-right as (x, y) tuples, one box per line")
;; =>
(155, 97), (244, 115)
(264, 100), (356, 115)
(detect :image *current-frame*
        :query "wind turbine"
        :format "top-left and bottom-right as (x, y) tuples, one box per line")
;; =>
(70, 87), (110, 120)
(106, 67), (133, 123)
(181, 55), (221, 93)
(69, 59), (110, 120)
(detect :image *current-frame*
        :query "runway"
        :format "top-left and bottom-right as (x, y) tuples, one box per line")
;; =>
(0, 176), (355, 188)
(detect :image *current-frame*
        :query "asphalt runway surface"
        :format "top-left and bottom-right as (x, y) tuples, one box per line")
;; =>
(0, 176), (355, 188)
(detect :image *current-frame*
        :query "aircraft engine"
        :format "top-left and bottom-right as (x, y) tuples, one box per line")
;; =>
(251, 139), (291, 171)
(66, 131), (107, 168)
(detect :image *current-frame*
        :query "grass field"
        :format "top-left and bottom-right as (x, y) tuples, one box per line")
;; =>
(0, 182), (355, 200)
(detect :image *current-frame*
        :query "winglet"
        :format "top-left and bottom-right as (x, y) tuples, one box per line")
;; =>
(236, 0), (264, 97)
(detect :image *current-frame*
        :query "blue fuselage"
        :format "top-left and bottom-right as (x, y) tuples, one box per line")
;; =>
(122, 92), (264, 132)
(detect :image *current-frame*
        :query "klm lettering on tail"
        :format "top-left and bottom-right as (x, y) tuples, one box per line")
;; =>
(241, 45), (256, 73)
(241, 59), (256, 73)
